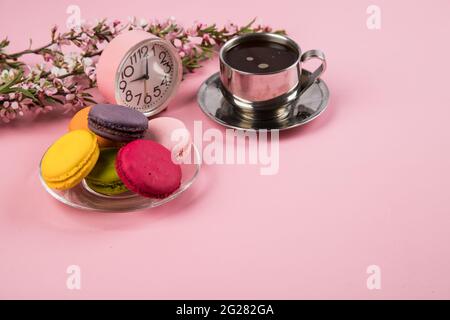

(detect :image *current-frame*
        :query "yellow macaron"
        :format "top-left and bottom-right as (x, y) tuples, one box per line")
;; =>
(41, 130), (100, 190)
(69, 106), (116, 148)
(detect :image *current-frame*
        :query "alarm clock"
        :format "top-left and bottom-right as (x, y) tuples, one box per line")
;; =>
(97, 30), (183, 117)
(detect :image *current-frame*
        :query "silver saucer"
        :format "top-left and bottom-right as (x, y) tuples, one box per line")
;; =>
(197, 70), (330, 131)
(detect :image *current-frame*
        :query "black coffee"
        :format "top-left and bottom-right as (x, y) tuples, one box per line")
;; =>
(223, 40), (298, 74)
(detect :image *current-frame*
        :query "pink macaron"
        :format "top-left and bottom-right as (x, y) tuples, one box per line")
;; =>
(115, 139), (182, 198)
(146, 117), (191, 162)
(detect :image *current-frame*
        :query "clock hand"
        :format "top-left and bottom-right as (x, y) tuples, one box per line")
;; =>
(131, 57), (150, 83)
(145, 55), (149, 79)
(130, 75), (147, 82)
(144, 76), (148, 96)
(144, 56), (149, 96)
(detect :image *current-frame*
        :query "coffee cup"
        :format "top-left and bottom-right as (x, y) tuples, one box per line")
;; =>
(219, 32), (326, 120)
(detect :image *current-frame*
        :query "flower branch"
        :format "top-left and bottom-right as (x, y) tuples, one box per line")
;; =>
(0, 17), (285, 123)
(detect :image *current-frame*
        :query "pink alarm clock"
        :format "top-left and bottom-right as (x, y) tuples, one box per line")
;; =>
(97, 30), (183, 116)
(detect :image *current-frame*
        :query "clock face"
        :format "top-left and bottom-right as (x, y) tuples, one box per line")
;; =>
(115, 41), (179, 114)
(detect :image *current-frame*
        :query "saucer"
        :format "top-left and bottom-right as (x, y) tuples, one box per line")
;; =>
(39, 144), (201, 212)
(197, 70), (330, 131)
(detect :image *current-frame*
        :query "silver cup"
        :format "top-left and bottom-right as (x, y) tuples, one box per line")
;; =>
(219, 33), (326, 120)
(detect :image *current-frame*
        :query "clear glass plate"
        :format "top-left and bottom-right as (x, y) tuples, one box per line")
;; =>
(39, 144), (201, 212)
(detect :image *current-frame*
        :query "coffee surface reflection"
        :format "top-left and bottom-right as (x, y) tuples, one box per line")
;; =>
(223, 40), (299, 74)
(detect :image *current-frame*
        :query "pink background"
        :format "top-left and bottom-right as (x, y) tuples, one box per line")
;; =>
(1, 0), (450, 299)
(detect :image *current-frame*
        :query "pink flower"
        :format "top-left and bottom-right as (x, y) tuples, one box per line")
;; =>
(20, 104), (30, 112)
(165, 31), (179, 42)
(45, 87), (58, 96)
(65, 94), (75, 101)
(186, 27), (198, 37)
(181, 42), (195, 55)
(0, 108), (7, 120)
(11, 102), (19, 109)
(262, 25), (272, 32)
(43, 53), (54, 62)
(62, 86), (71, 94)
(85, 66), (96, 81)
(195, 21), (205, 30)
(21, 98), (33, 105)
(173, 38), (182, 48)
(202, 34), (213, 45)
(224, 22), (238, 34)
(53, 78), (63, 86)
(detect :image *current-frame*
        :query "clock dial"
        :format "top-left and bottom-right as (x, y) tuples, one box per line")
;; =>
(116, 41), (177, 113)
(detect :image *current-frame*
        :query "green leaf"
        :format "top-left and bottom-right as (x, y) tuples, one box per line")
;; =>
(9, 87), (39, 103)
(0, 70), (23, 93)
(243, 17), (257, 30)
(83, 97), (97, 104)
(45, 96), (63, 104)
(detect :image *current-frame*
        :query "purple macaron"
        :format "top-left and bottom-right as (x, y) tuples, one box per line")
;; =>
(88, 104), (148, 142)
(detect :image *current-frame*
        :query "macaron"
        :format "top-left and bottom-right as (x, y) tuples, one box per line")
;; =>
(115, 139), (182, 198)
(68, 106), (116, 148)
(85, 148), (128, 195)
(88, 104), (148, 142)
(146, 117), (191, 162)
(41, 130), (99, 190)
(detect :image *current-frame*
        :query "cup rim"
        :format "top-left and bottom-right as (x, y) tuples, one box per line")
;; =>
(219, 32), (302, 76)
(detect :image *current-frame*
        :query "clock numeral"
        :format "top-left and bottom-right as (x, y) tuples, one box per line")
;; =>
(119, 80), (127, 92)
(159, 51), (168, 64)
(163, 62), (172, 74)
(151, 45), (156, 57)
(144, 94), (152, 104)
(130, 53), (137, 65)
(161, 76), (170, 87)
(125, 90), (133, 102)
(159, 51), (172, 73)
(140, 46), (148, 56)
(130, 46), (149, 65)
(122, 65), (134, 78)
(153, 85), (161, 98)
(134, 93), (142, 105)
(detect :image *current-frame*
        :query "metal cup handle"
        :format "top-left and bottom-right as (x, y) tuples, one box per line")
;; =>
(300, 49), (327, 92)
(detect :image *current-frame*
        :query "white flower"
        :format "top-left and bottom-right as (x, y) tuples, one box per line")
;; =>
(51, 66), (68, 77)
(64, 53), (79, 70)
(0, 69), (17, 84)
(82, 57), (93, 67)
(139, 18), (148, 28)
(128, 16), (136, 25)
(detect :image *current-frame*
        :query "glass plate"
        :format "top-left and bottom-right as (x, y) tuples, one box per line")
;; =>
(39, 144), (201, 212)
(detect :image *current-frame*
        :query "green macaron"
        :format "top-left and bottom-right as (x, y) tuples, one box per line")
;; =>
(85, 147), (128, 195)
